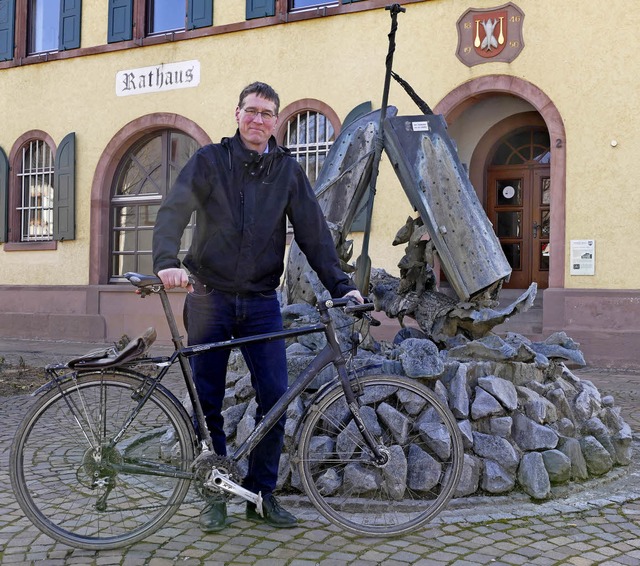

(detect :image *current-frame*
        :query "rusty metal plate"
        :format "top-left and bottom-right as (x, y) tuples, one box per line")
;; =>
(383, 114), (512, 300)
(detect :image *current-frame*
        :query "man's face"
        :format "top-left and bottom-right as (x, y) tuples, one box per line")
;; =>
(235, 93), (278, 153)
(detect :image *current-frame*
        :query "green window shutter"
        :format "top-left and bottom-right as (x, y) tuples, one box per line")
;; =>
(0, 146), (8, 243)
(345, 102), (372, 232)
(188, 0), (213, 29)
(0, 0), (15, 61)
(246, 0), (274, 20)
(108, 0), (133, 43)
(53, 133), (76, 241)
(59, 0), (81, 50)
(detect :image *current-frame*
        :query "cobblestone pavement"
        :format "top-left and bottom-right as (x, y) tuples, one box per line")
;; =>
(1, 339), (640, 565)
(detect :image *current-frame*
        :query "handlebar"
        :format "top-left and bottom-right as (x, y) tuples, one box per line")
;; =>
(125, 272), (377, 321)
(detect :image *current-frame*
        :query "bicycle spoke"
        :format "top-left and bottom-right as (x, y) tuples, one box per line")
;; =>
(10, 370), (195, 550)
(299, 374), (463, 536)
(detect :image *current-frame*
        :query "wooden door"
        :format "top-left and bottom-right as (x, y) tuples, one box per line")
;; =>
(488, 166), (550, 289)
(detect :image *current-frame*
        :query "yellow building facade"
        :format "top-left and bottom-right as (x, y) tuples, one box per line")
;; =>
(0, 0), (638, 366)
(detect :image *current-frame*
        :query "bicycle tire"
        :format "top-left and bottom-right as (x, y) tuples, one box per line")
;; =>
(298, 374), (463, 536)
(10, 369), (196, 550)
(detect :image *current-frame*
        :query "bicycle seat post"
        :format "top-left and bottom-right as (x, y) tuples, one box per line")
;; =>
(157, 287), (186, 351)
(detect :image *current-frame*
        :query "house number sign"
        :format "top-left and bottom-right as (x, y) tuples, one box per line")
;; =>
(456, 3), (525, 67)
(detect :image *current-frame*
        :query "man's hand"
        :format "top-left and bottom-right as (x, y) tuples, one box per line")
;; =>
(343, 289), (365, 304)
(157, 268), (193, 292)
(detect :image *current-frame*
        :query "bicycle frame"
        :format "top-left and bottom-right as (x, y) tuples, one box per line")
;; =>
(123, 273), (386, 477)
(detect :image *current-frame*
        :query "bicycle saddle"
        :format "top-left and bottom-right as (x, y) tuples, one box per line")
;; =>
(67, 327), (157, 370)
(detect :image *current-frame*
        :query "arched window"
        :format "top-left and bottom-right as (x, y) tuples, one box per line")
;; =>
(491, 128), (550, 166)
(17, 139), (55, 241)
(276, 99), (341, 188)
(281, 110), (335, 187)
(110, 129), (199, 281)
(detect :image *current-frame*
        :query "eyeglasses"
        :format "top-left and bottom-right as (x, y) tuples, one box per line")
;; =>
(242, 107), (277, 121)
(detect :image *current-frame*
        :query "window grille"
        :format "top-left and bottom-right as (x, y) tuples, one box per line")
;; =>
(284, 110), (335, 187)
(17, 140), (54, 241)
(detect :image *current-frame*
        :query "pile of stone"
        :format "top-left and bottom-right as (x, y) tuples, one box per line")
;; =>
(218, 303), (632, 500)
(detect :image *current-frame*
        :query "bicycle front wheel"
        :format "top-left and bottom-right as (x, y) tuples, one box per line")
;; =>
(298, 374), (463, 536)
(10, 370), (196, 550)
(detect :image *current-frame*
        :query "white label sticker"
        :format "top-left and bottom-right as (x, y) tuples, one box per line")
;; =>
(411, 121), (431, 132)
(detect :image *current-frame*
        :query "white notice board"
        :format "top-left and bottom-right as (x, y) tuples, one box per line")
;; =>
(570, 239), (595, 276)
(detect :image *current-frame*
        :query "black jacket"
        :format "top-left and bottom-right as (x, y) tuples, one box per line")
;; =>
(152, 132), (354, 298)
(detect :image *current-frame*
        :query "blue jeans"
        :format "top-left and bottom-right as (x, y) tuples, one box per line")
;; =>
(184, 284), (287, 496)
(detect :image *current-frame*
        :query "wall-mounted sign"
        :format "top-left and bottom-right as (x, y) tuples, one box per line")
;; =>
(570, 239), (595, 276)
(456, 3), (525, 67)
(116, 60), (200, 97)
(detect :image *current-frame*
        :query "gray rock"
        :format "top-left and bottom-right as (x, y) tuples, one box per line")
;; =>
(407, 444), (442, 492)
(343, 463), (380, 494)
(416, 417), (452, 460)
(546, 387), (575, 422)
(397, 338), (444, 378)
(382, 445), (408, 500)
(455, 453), (482, 497)
(512, 411), (559, 451)
(235, 399), (257, 447)
(396, 385), (428, 415)
(297, 330), (327, 352)
(234, 373), (254, 400)
(286, 342), (312, 355)
(579, 435), (613, 476)
(458, 419), (474, 449)
(472, 432), (519, 473)
(447, 364), (470, 419)
(471, 386), (506, 420)
(518, 452), (551, 499)
(222, 401), (248, 438)
(377, 402), (410, 444)
(488, 416), (513, 438)
(315, 467), (341, 496)
(478, 375), (518, 410)
(481, 459), (516, 493)
(557, 437), (589, 481)
(541, 449), (572, 484)
(612, 424), (633, 465)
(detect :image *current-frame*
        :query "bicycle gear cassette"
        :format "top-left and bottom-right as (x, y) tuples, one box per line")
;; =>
(192, 451), (242, 501)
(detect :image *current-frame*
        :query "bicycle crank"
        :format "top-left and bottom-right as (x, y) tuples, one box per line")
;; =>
(205, 471), (264, 517)
(192, 451), (263, 516)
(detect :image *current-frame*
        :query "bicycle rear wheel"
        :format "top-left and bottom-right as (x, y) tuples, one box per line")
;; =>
(298, 374), (463, 536)
(10, 369), (196, 550)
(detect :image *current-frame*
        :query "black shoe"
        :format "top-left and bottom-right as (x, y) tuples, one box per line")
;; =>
(199, 500), (227, 532)
(246, 493), (297, 528)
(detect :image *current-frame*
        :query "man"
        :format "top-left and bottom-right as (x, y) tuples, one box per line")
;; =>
(152, 82), (362, 531)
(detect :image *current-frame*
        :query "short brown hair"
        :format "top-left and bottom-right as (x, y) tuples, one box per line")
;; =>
(238, 82), (280, 115)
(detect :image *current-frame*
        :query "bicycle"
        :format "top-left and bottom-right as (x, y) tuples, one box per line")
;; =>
(10, 272), (463, 550)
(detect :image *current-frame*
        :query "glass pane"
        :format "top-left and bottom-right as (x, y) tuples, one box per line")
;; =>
(501, 243), (521, 270)
(29, 0), (61, 53)
(148, 0), (184, 34)
(541, 178), (551, 205)
(169, 134), (199, 187)
(138, 254), (154, 275)
(117, 136), (163, 197)
(541, 210), (550, 237)
(113, 206), (137, 230)
(497, 212), (521, 238)
(496, 179), (522, 206)
(112, 253), (136, 276)
(291, 0), (335, 9)
(540, 242), (550, 270)
(137, 228), (154, 252)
